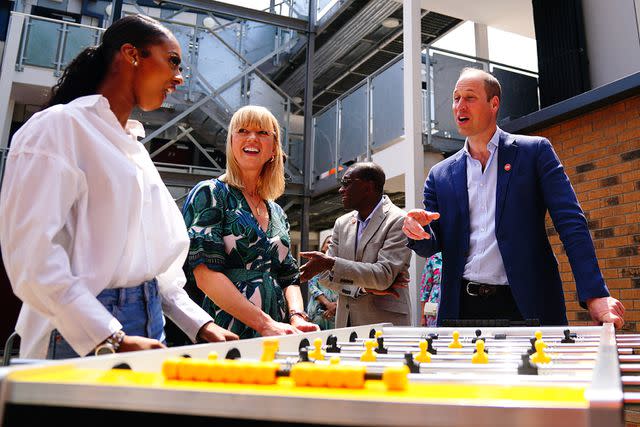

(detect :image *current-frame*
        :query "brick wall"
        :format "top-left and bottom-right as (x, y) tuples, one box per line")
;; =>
(531, 95), (640, 331)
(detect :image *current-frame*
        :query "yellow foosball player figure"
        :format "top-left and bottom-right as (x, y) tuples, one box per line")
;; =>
(449, 331), (463, 349)
(471, 340), (489, 364)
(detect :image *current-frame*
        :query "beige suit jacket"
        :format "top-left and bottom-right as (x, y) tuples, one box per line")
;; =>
(319, 195), (412, 328)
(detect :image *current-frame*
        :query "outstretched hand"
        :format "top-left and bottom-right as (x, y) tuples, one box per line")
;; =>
(587, 296), (625, 329)
(402, 209), (440, 240)
(299, 251), (335, 282)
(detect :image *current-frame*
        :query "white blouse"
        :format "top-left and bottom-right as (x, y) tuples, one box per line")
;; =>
(0, 95), (212, 358)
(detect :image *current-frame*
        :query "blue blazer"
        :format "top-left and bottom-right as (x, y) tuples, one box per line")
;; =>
(409, 129), (609, 325)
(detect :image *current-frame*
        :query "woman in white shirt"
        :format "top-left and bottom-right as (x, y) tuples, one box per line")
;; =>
(0, 14), (237, 359)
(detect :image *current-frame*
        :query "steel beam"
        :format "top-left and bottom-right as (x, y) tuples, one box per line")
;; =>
(154, 0), (309, 32)
(141, 35), (298, 144)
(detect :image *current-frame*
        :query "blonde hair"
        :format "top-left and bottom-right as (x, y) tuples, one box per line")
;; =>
(220, 105), (285, 201)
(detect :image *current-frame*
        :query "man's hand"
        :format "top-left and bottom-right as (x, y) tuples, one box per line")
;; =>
(299, 251), (335, 282)
(586, 296), (625, 329)
(365, 272), (409, 299)
(197, 321), (239, 342)
(402, 209), (440, 240)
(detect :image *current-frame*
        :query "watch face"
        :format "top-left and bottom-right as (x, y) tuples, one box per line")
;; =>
(95, 344), (115, 356)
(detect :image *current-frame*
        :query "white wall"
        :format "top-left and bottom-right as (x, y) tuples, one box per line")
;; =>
(582, 0), (640, 88)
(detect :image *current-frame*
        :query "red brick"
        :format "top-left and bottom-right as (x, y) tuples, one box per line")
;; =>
(608, 160), (640, 176)
(617, 127), (640, 143)
(611, 203), (638, 216)
(624, 191), (640, 204)
(602, 215), (627, 227)
(619, 288), (640, 299)
(605, 257), (630, 268)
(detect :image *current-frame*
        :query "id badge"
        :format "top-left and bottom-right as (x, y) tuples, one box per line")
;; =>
(423, 302), (438, 316)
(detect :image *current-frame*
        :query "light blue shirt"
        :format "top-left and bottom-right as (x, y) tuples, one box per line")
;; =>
(462, 127), (509, 286)
(356, 196), (384, 248)
(339, 196), (384, 298)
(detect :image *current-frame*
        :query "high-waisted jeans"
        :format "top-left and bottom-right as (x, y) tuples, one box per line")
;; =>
(46, 279), (165, 359)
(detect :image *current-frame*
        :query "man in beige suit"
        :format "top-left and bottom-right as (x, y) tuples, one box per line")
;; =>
(300, 162), (411, 327)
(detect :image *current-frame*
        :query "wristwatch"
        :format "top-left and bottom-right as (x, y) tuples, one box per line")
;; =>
(94, 330), (126, 356)
(289, 310), (310, 322)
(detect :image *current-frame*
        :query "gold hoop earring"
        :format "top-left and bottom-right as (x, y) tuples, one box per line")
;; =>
(269, 155), (275, 163)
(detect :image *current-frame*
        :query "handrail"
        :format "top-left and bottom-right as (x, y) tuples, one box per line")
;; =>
(428, 45), (537, 77)
(11, 11), (105, 32)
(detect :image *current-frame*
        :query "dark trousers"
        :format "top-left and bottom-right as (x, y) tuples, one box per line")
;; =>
(459, 280), (523, 321)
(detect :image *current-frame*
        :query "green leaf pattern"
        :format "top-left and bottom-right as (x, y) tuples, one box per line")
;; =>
(183, 179), (299, 339)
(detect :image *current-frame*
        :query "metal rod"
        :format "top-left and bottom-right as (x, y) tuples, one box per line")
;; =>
(300, 0), (316, 256)
(53, 22), (68, 77)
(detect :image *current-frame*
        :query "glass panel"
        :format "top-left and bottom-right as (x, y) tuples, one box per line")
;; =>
(339, 83), (367, 164)
(492, 66), (539, 124)
(62, 26), (101, 68)
(195, 26), (245, 109)
(431, 52), (482, 140)
(243, 21), (278, 64)
(22, 18), (61, 68)
(248, 75), (286, 125)
(313, 105), (337, 180)
(371, 59), (403, 148)
(284, 137), (303, 176)
(316, 0), (341, 23)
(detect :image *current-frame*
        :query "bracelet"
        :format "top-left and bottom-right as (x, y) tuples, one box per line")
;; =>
(289, 311), (310, 322)
(94, 330), (126, 356)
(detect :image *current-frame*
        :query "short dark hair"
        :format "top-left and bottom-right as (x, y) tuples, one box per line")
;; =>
(459, 67), (502, 102)
(350, 162), (386, 194)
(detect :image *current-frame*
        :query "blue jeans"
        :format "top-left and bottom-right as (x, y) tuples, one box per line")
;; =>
(46, 279), (165, 359)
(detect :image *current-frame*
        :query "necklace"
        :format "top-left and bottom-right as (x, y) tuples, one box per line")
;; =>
(244, 190), (264, 217)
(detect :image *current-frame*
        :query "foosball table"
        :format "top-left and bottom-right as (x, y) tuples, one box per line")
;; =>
(1, 323), (638, 426)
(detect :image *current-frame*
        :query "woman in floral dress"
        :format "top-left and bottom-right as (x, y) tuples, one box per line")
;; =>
(183, 106), (319, 338)
(306, 236), (338, 330)
(419, 252), (442, 327)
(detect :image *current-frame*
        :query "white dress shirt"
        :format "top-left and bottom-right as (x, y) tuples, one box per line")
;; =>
(462, 127), (509, 285)
(0, 95), (212, 358)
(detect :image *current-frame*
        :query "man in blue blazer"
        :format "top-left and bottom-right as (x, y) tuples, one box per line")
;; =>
(403, 68), (624, 327)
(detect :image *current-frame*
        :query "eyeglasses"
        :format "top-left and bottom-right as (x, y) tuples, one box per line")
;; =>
(234, 128), (274, 139)
(340, 177), (362, 187)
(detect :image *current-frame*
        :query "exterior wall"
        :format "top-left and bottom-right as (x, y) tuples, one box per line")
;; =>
(582, 0), (640, 88)
(532, 95), (640, 331)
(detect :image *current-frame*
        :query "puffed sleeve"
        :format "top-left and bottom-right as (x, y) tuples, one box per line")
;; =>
(183, 180), (227, 273)
(0, 123), (122, 357)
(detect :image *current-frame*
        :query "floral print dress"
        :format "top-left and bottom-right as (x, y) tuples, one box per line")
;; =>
(419, 252), (443, 327)
(182, 179), (299, 339)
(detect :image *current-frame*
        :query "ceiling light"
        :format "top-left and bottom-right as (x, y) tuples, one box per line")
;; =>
(382, 17), (400, 29)
(203, 17), (215, 30)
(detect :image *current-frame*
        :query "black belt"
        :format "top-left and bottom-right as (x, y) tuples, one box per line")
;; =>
(463, 280), (507, 297)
